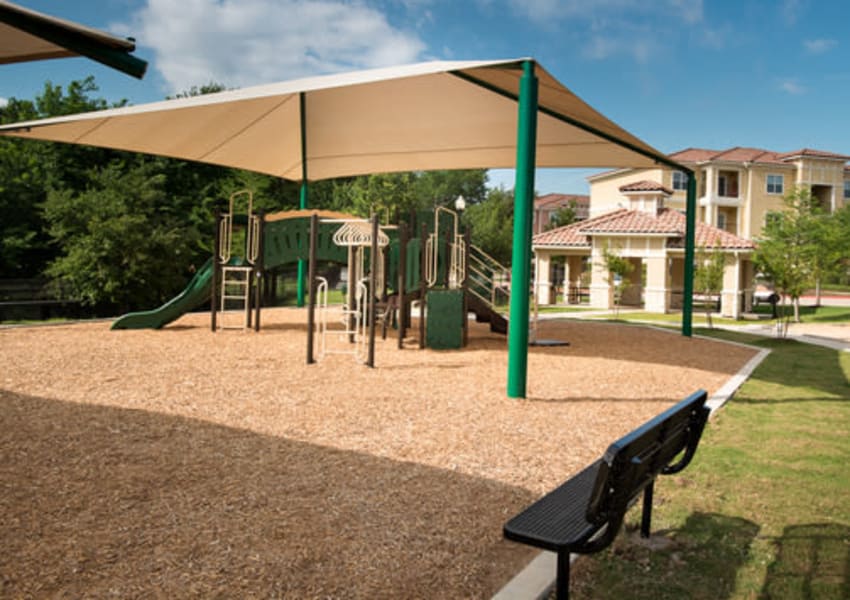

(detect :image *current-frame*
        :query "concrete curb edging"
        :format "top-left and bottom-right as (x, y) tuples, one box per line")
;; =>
(491, 332), (770, 600)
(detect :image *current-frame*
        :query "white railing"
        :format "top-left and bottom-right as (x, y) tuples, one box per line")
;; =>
(316, 276), (368, 363)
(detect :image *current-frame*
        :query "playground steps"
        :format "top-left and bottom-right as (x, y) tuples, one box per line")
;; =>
(219, 265), (252, 329)
(466, 291), (507, 335)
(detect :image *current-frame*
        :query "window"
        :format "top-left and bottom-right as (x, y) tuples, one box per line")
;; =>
(767, 174), (784, 195)
(672, 170), (688, 191)
(718, 175), (728, 197)
(717, 212), (727, 231)
(844, 180), (850, 199)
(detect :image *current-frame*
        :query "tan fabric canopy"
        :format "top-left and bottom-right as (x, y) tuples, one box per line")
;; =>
(0, 58), (673, 179)
(0, 0), (146, 78)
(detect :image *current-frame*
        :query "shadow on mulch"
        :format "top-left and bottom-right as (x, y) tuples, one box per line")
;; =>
(0, 390), (535, 599)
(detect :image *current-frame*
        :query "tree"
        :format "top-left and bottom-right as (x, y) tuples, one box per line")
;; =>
(754, 187), (819, 333)
(0, 77), (124, 278)
(463, 187), (514, 265)
(600, 243), (634, 316)
(413, 169), (488, 208)
(693, 244), (725, 329)
(807, 206), (844, 306)
(42, 161), (201, 312)
(546, 201), (578, 230)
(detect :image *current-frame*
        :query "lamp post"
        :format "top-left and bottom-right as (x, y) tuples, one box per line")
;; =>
(454, 195), (466, 213)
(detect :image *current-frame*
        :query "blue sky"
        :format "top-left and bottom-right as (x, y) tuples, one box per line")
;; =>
(1, 0), (848, 194)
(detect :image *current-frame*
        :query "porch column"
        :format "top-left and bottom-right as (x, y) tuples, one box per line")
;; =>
(721, 253), (740, 318)
(564, 255), (583, 304)
(703, 165), (715, 225)
(644, 256), (668, 313)
(534, 251), (553, 305)
(590, 243), (613, 310)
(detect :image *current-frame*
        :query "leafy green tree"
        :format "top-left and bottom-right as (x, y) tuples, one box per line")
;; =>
(463, 187), (514, 264)
(545, 201), (578, 230)
(42, 161), (201, 312)
(600, 243), (634, 315)
(807, 205), (844, 305)
(413, 169), (487, 208)
(694, 244), (725, 329)
(754, 187), (819, 332)
(0, 77), (123, 278)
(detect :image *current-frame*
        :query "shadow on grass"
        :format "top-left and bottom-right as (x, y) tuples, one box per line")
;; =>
(575, 512), (759, 599)
(761, 523), (850, 600)
(0, 389), (535, 598)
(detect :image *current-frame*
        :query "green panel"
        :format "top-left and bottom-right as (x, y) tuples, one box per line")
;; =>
(425, 289), (464, 349)
(406, 238), (422, 290)
(263, 218), (348, 268)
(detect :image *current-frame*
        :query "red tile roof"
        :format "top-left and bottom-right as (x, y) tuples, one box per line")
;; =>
(535, 193), (589, 210)
(532, 209), (627, 247)
(581, 208), (683, 235)
(667, 148), (721, 163)
(672, 220), (756, 250)
(618, 180), (673, 194)
(532, 208), (755, 250)
(669, 146), (849, 166)
(776, 148), (850, 161)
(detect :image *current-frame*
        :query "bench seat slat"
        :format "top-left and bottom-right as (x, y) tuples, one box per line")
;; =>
(503, 460), (603, 553)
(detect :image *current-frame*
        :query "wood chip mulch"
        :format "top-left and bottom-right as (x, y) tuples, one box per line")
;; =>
(0, 309), (757, 598)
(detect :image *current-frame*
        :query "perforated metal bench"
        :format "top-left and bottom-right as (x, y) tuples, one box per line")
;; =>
(504, 389), (710, 599)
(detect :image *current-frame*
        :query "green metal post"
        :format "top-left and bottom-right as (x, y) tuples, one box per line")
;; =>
(296, 92), (308, 307)
(682, 172), (696, 337)
(506, 60), (538, 399)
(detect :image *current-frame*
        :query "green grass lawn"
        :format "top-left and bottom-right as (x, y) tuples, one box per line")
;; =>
(572, 304), (850, 327)
(572, 331), (850, 599)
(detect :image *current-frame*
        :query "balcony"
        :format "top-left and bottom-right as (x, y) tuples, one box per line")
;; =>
(699, 169), (743, 207)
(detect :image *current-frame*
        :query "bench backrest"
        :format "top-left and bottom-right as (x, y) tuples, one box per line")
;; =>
(585, 390), (710, 528)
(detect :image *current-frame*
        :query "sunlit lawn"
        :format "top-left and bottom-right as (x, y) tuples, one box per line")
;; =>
(572, 330), (850, 599)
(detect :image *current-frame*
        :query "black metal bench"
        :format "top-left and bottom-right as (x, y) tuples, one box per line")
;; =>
(503, 389), (710, 599)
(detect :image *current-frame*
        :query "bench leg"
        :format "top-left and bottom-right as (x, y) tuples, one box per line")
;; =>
(556, 551), (570, 600)
(641, 480), (655, 538)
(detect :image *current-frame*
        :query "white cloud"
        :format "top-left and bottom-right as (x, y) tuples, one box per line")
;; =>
(804, 38), (837, 54)
(123, 0), (426, 93)
(781, 0), (801, 25)
(508, 0), (702, 25)
(0, 97), (7, 108)
(699, 25), (729, 50)
(506, 0), (701, 64)
(583, 36), (654, 64)
(779, 79), (806, 95)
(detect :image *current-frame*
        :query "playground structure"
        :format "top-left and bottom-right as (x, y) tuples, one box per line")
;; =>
(112, 191), (512, 366)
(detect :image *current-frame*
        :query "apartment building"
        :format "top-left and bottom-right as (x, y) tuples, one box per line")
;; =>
(587, 147), (850, 239)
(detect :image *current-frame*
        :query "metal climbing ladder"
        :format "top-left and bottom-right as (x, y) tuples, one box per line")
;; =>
(217, 190), (260, 330)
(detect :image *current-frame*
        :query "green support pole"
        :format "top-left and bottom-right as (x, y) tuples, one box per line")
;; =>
(296, 92), (308, 307)
(296, 182), (308, 307)
(682, 172), (697, 337)
(506, 60), (538, 399)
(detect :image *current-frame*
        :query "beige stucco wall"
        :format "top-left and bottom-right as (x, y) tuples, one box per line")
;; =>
(588, 168), (664, 216)
(743, 167), (793, 238)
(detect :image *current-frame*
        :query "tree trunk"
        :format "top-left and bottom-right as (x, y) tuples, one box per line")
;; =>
(814, 279), (822, 307)
(793, 297), (801, 323)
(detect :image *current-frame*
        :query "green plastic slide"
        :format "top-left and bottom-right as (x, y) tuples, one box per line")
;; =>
(111, 258), (214, 330)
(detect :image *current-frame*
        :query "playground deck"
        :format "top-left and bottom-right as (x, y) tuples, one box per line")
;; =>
(0, 309), (757, 598)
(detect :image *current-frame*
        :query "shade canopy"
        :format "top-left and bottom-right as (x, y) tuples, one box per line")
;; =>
(0, 58), (676, 179)
(0, 0), (147, 78)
